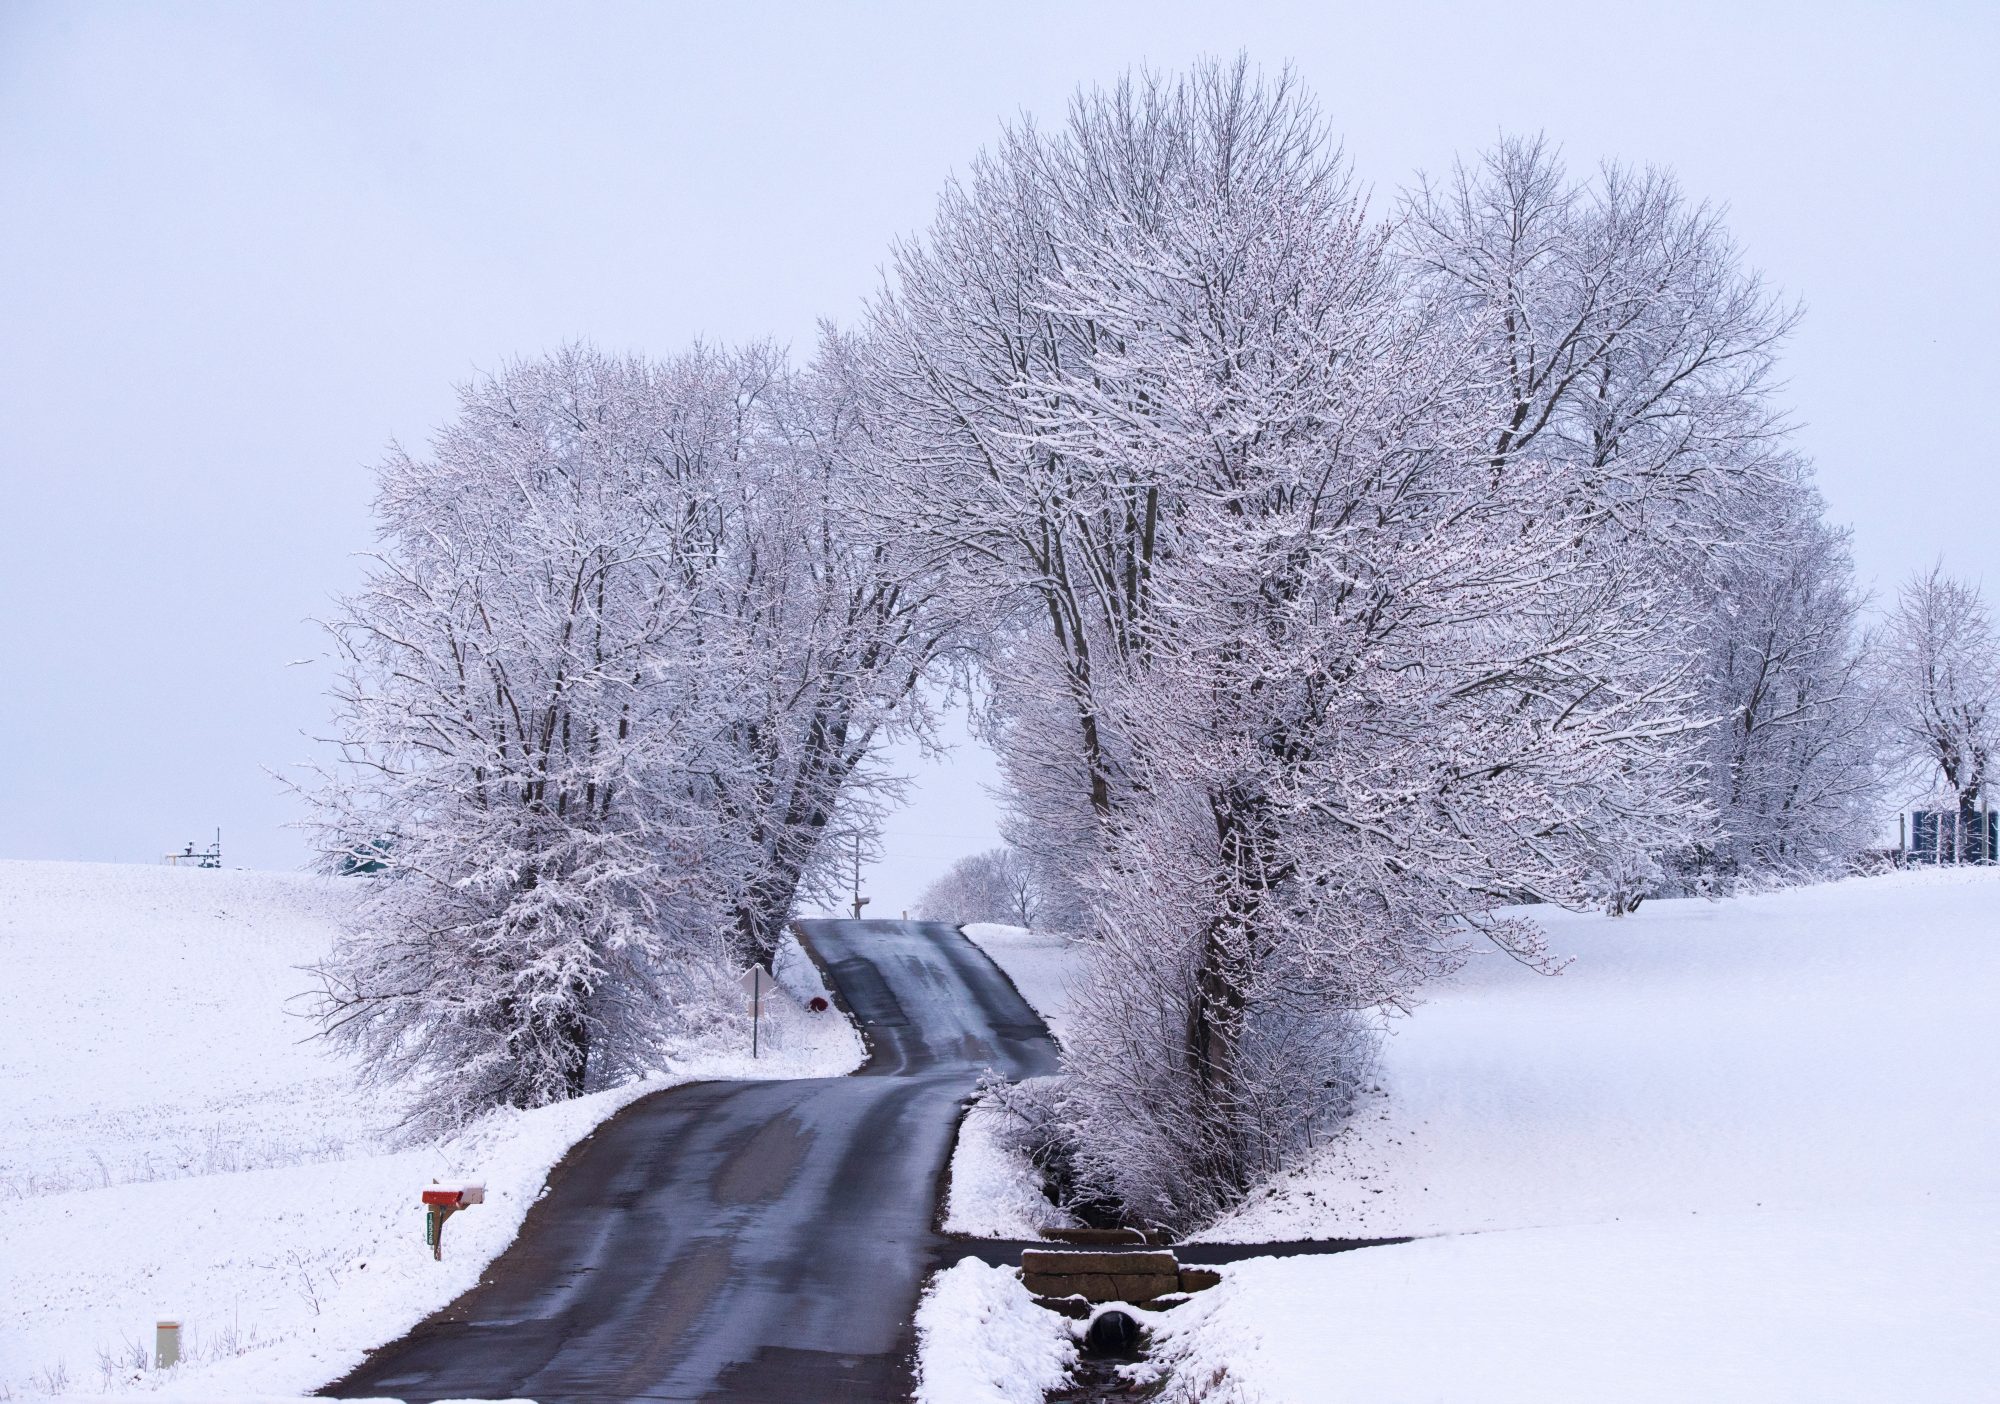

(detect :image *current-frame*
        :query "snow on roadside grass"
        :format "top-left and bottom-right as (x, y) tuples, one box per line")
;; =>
(942, 1092), (1080, 1239)
(5, 1076), (660, 1398)
(1162, 868), (2000, 1400)
(0, 860), (862, 1399)
(914, 1257), (1077, 1404)
(946, 926), (1087, 1241)
(960, 924), (1083, 1045)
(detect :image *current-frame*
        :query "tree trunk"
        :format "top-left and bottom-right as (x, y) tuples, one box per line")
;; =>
(558, 999), (590, 1100)
(1185, 785), (1277, 1199)
(1958, 787), (1985, 864)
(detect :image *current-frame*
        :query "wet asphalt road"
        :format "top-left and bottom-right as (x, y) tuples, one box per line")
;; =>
(321, 919), (1059, 1404)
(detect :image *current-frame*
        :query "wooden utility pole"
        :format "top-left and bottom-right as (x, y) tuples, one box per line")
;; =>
(850, 833), (869, 920)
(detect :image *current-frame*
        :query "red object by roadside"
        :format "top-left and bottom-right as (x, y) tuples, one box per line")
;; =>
(422, 1188), (464, 1207)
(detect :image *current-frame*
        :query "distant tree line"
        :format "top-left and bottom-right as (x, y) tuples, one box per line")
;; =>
(307, 58), (1990, 1222)
(916, 847), (1043, 928)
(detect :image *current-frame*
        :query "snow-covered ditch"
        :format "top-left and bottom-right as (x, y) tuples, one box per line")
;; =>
(0, 860), (862, 1399)
(941, 1082), (1080, 1240)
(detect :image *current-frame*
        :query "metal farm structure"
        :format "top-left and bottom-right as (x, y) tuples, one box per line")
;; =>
(1900, 808), (1999, 865)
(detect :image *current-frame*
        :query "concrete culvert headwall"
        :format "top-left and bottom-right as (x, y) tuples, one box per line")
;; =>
(1020, 1247), (1220, 1309)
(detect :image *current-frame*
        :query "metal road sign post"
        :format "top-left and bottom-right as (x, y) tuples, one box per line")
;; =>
(738, 964), (773, 1058)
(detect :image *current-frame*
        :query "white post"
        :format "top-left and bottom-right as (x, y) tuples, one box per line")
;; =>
(155, 1320), (180, 1369)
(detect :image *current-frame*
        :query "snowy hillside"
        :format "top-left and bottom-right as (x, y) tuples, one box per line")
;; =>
(0, 860), (861, 1399)
(1157, 869), (2000, 1400)
(1202, 867), (2000, 1242)
(0, 862), (382, 1201)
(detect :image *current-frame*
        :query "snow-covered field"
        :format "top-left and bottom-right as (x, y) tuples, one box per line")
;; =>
(15, 867), (1996, 1400)
(0, 860), (861, 1399)
(954, 872), (2000, 1401)
(0, 862), (386, 1204)
(1164, 869), (2000, 1401)
(1156, 1200), (1995, 1403)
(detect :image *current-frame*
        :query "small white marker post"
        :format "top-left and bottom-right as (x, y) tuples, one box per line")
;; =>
(155, 1320), (180, 1369)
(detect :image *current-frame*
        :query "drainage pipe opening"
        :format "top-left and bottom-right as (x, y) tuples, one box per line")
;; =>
(1083, 1308), (1142, 1358)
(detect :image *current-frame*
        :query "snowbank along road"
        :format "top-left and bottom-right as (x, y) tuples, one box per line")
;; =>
(322, 918), (1058, 1403)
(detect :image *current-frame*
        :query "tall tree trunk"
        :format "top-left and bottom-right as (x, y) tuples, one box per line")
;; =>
(1958, 786), (1985, 865)
(1186, 785), (1276, 1198)
(558, 999), (591, 1100)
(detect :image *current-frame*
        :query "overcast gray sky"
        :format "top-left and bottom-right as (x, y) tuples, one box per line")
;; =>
(1, 0), (1994, 911)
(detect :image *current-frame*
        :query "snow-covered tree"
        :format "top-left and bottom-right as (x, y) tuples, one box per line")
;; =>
(916, 847), (1041, 927)
(869, 62), (1725, 1226)
(707, 335), (962, 961)
(307, 348), (749, 1131)
(1878, 565), (1999, 862)
(307, 342), (953, 1131)
(1398, 134), (1799, 545)
(1684, 486), (1879, 882)
(302, 58), (1861, 1201)
(1399, 134), (1818, 898)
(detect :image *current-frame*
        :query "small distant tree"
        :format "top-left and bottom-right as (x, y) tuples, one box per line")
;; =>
(916, 847), (1040, 927)
(1685, 488), (1880, 885)
(995, 846), (1042, 929)
(1878, 565), (1999, 861)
